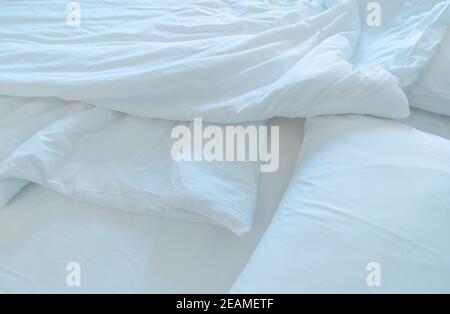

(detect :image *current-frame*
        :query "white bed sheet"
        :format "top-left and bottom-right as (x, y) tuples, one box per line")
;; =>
(0, 118), (304, 294)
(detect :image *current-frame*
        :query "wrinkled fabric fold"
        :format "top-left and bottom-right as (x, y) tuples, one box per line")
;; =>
(0, 0), (417, 122)
(0, 0), (449, 234)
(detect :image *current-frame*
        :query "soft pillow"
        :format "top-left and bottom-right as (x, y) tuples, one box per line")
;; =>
(408, 31), (450, 116)
(0, 97), (260, 236)
(232, 115), (450, 293)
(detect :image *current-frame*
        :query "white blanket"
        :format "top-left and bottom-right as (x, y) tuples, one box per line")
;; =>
(4, 0), (446, 121)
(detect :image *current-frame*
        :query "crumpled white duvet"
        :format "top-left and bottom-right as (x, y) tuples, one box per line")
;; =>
(0, 0), (449, 234)
(4, 0), (447, 122)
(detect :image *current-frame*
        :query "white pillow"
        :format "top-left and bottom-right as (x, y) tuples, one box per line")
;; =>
(408, 31), (450, 116)
(232, 115), (450, 293)
(0, 98), (260, 236)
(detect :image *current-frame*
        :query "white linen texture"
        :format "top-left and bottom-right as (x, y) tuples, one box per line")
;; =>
(3, 0), (450, 122)
(0, 0), (449, 234)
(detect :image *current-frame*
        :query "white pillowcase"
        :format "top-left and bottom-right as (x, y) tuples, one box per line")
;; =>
(232, 115), (450, 293)
(408, 30), (450, 116)
(0, 98), (260, 236)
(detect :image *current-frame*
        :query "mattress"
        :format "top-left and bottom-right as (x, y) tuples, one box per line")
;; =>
(0, 118), (304, 294)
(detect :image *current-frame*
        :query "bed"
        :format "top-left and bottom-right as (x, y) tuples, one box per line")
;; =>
(1, 0), (449, 294)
